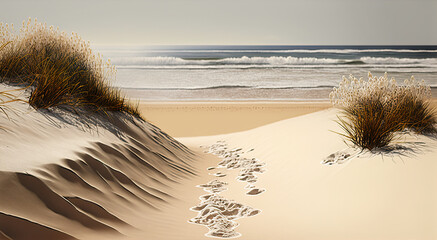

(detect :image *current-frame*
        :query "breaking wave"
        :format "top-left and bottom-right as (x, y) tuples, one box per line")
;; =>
(111, 56), (437, 67)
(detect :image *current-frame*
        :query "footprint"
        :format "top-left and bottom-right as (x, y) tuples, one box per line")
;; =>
(246, 188), (265, 196)
(190, 194), (260, 238)
(198, 180), (228, 194)
(213, 172), (227, 177)
(322, 149), (361, 165)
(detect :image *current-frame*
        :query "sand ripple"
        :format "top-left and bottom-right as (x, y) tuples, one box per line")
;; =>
(0, 110), (195, 239)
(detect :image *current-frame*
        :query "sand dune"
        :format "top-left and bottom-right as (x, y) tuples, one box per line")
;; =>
(0, 85), (195, 239)
(1, 84), (436, 239)
(180, 109), (437, 240)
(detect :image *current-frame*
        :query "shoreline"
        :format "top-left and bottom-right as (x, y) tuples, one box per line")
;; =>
(122, 87), (333, 102)
(123, 87), (437, 102)
(138, 100), (331, 104)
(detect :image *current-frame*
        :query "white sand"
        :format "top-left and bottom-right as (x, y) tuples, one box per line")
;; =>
(179, 109), (437, 240)
(1, 83), (436, 239)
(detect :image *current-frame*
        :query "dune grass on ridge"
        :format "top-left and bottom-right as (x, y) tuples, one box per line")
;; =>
(330, 72), (436, 150)
(0, 18), (140, 118)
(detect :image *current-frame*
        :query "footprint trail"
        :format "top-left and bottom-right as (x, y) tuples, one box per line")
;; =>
(189, 141), (266, 238)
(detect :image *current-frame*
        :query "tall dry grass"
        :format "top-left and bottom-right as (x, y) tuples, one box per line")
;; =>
(0, 40), (24, 128)
(330, 72), (436, 150)
(0, 18), (140, 118)
(0, 89), (22, 123)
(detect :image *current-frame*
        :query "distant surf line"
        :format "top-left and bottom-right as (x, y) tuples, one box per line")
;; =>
(111, 56), (437, 66)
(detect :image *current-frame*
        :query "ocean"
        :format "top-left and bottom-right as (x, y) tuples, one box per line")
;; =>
(96, 45), (437, 101)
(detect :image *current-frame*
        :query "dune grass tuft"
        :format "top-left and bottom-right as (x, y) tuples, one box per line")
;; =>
(0, 18), (140, 118)
(0, 41), (26, 128)
(330, 72), (436, 150)
(0, 88), (27, 132)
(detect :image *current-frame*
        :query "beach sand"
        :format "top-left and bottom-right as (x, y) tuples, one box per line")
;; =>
(138, 101), (331, 137)
(1, 84), (436, 240)
(136, 99), (437, 240)
(178, 107), (437, 240)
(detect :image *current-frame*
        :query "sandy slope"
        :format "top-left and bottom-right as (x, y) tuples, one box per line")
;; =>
(0, 85), (195, 240)
(180, 109), (437, 240)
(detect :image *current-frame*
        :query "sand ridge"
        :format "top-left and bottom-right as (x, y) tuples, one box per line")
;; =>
(0, 89), (196, 239)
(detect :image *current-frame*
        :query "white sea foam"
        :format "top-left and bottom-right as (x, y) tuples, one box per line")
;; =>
(218, 56), (340, 65)
(360, 57), (437, 64)
(111, 56), (437, 67)
(111, 56), (344, 66)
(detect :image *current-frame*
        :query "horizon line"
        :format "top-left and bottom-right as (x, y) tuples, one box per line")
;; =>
(91, 44), (437, 47)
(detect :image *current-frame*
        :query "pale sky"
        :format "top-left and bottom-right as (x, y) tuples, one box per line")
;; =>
(1, 0), (436, 45)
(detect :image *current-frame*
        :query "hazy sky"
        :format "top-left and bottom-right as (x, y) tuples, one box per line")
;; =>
(1, 0), (436, 45)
